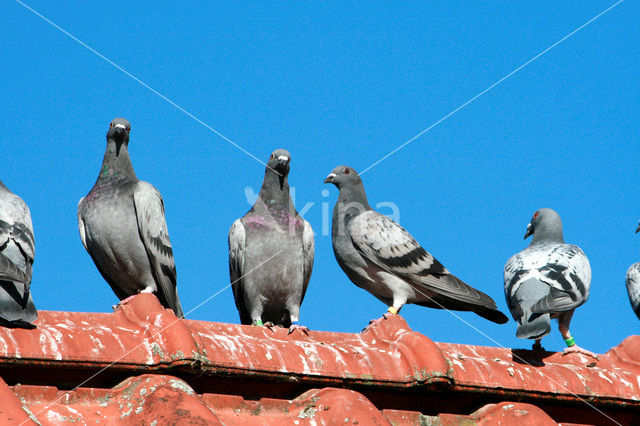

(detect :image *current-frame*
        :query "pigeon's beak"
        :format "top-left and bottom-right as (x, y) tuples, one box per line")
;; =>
(636, 223), (640, 234)
(524, 223), (534, 239)
(276, 155), (290, 167)
(114, 123), (126, 135)
(324, 173), (336, 184)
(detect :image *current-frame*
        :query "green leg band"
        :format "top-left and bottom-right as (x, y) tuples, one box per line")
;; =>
(564, 336), (575, 347)
(255, 319), (264, 326)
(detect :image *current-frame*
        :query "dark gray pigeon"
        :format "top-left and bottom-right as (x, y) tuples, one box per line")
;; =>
(0, 180), (37, 328)
(504, 208), (596, 358)
(78, 118), (183, 317)
(324, 166), (508, 327)
(229, 149), (314, 334)
(625, 221), (640, 320)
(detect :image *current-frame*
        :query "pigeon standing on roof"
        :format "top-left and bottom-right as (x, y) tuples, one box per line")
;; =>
(229, 149), (314, 334)
(78, 118), (183, 317)
(324, 166), (508, 327)
(625, 221), (640, 321)
(0, 180), (37, 328)
(504, 208), (597, 358)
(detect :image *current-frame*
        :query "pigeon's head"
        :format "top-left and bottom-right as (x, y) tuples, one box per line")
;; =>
(266, 149), (291, 175)
(107, 118), (131, 149)
(524, 208), (563, 241)
(324, 165), (361, 188)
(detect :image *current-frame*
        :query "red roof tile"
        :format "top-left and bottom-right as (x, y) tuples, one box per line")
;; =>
(0, 293), (637, 425)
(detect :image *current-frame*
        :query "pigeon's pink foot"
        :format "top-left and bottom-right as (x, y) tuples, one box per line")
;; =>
(562, 345), (599, 360)
(263, 321), (278, 332)
(120, 294), (137, 304)
(364, 312), (394, 331)
(112, 295), (137, 311)
(288, 322), (309, 335)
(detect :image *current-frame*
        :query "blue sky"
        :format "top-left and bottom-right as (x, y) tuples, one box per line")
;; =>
(2, 1), (637, 354)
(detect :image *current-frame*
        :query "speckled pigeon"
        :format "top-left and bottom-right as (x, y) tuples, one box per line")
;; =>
(504, 208), (596, 358)
(78, 118), (183, 317)
(0, 180), (37, 328)
(229, 149), (314, 334)
(625, 221), (640, 321)
(324, 166), (508, 327)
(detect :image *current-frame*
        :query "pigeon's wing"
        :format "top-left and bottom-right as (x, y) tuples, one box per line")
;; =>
(626, 263), (640, 320)
(0, 252), (28, 283)
(503, 251), (527, 320)
(0, 201), (35, 285)
(532, 244), (591, 314)
(229, 219), (250, 324)
(349, 211), (499, 310)
(299, 219), (314, 304)
(133, 181), (182, 317)
(77, 197), (89, 251)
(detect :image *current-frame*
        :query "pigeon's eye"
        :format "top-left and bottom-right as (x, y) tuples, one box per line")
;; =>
(126, 127), (131, 133)
(109, 122), (113, 128)
(344, 168), (350, 175)
(533, 212), (539, 219)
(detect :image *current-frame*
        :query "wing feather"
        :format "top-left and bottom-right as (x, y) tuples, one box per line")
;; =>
(300, 219), (314, 304)
(349, 211), (498, 309)
(228, 219), (250, 324)
(133, 181), (182, 317)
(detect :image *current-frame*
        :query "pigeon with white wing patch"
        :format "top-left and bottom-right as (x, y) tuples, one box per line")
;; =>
(504, 208), (596, 358)
(0, 180), (37, 328)
(78, 118), (183, 317)
(325, 165), (508, 328)
(625, 220), (640, 321)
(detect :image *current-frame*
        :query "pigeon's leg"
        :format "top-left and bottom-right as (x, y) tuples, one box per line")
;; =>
(532, 339), (545, 351)
(558, 311), (599, 360)
(117, 285), (155, 307)
(367, 301), (404, 329)
(253, 318), (277, 332)
(287, 309), (309, 336)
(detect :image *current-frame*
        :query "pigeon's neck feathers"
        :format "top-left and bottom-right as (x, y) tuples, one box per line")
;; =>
(98, 138), (137, 182)
(531, 220), (564, 245)
(338, 180), (372, 211)
(257, 167), (292, 211)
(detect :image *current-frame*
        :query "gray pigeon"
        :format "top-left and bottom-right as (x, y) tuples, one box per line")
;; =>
(229, 149), (314, 333)
(0, 180), (37, 328)
(504, 208), (596, 358)
(324, 166), (508, 326)
(78, 118), (183, 317)
(625, 221), (640, 320)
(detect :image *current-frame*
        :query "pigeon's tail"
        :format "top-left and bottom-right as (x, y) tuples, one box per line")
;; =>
(0, 280), (37, 324)
(474, 307), (509, 324)
(171, 296), (184, 319)
(530, 286), (581, 315)
(513, 278), (551, 339)
(516, 310), (550, 339)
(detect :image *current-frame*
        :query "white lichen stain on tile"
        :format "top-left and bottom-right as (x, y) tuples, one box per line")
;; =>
(169, 379), (195, 395)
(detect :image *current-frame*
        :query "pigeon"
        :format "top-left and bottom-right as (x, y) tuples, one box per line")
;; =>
(625, 221), (640, 320)
(229, 149), (314, 334)
(0, 180), (37, 328)
(324, 166), (508, 327)
(78, 118), (183, 317)
(504, 208), (596, 358)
